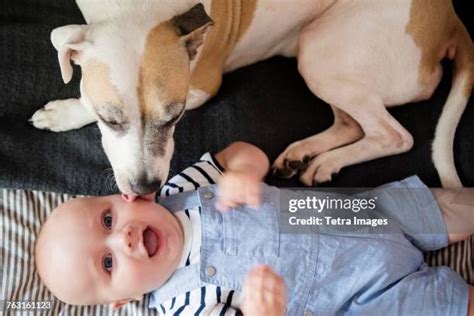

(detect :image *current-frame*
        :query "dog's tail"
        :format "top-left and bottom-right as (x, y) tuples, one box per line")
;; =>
(432, 22), (473, 188)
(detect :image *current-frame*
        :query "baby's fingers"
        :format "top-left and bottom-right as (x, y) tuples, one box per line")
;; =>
(216, 179), (240, 211)
(244, 265), (287, 305)
(245, 182), (262, 209)
(215, 199), (239, 212)
(246, 265), (286, 293)
(216, 172), (263, 211)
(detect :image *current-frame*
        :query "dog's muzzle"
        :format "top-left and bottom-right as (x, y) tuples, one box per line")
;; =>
(129, 177), (162, 195)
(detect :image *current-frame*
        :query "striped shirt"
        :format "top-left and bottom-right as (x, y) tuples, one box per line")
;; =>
(150, 152), (243, 315)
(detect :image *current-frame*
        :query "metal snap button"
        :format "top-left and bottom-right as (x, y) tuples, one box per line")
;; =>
(203, 191), (214, 199)
(304, 311), (313, 316)
(206, 266), (216, 277)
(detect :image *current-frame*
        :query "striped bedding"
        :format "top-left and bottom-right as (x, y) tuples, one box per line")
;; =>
(1, 189), (472, 315)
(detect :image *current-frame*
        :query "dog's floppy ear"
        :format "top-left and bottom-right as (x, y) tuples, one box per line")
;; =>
(171, 3), (214, 60)
(50, 25), (90, 84)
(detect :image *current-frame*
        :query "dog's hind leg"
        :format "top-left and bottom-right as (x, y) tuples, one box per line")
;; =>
(30, 98), (96, 132)
(296, 79), (414, 186)
(273, 107), (363, 178)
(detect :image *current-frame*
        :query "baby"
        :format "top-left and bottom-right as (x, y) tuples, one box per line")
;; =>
(35, 142), (473, 315)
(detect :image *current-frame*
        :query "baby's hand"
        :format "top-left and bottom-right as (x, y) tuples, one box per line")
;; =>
(241, 265), (287, 316)
(216, 171), (263, 211)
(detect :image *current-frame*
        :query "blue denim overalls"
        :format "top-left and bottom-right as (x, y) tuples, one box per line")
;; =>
(150, 177), (469, 315)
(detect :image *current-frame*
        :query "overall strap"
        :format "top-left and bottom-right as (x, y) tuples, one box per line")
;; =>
(157, 188), (206, 213)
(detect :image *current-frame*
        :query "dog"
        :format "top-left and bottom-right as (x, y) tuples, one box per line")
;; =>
(30, 0), (473, 195)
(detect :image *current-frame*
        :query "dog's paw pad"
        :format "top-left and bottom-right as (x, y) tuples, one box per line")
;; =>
(287, 160), (303, 170)
(272, 158), (306, 179)
(288, 155), (312, 170)
(299, 153), (341, 186)
(272, 167), (295, 178)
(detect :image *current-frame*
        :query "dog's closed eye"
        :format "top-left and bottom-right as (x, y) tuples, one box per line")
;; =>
(162, 109), (185, 127)
(102, 118), (124, 129)
(162, 102), (186, 127)
(96, 105), (129, 133)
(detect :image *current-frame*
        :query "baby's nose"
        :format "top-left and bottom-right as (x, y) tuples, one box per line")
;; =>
(119, 225), (140, 254)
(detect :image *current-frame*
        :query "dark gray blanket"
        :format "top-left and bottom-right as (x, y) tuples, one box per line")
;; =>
(0, 0), (473, 195)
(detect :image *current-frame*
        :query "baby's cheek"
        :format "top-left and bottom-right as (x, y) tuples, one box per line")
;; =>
(114, 263), (148, 291)
(130, 263), (162, 290)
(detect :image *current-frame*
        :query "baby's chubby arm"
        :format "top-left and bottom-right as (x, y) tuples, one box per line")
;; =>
(214, 142), (269, 211)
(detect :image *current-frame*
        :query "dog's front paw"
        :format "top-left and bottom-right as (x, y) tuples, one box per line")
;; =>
(272, 141), (312, 179)
(30, 99), (96, 132)
(299, 152), (341, 186)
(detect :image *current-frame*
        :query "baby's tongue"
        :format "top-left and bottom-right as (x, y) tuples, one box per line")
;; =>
(143, 228), (158, 257)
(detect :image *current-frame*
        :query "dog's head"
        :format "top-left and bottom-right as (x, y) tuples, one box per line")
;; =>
(51, 4), (214, 195)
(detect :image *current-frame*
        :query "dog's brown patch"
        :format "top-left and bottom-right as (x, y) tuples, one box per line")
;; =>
(406, 0), (473, 96)
(458, 31), (474, 97)
(138, 21), (190, 119)
(406, 0), (456, 85)
(82, 60), (123, 108)
(467, 44), (474, 96)
(235, 0), (258, 42)
(189, 0), (257, 97)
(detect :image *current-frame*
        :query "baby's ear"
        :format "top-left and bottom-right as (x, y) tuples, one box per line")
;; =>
(110, 299), (130, 309)
(109, 295), (143, 309)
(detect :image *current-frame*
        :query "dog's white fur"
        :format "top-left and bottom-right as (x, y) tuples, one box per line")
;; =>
(31, 0), (472, 193)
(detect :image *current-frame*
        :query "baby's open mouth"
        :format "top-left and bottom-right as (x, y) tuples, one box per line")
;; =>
(143, 226), (159, 257)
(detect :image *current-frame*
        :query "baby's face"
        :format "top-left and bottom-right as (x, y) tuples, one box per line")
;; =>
(35, 195), (184, 306)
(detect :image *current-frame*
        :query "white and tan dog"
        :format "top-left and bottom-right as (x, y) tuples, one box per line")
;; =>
(31, 0), (473, 194)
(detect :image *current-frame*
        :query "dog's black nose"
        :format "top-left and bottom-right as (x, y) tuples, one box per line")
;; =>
(130, 178), (162, 195)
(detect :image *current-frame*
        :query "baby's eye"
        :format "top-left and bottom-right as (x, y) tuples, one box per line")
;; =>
(102, 210), (113, 229)
(103, 254), (113, 273)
